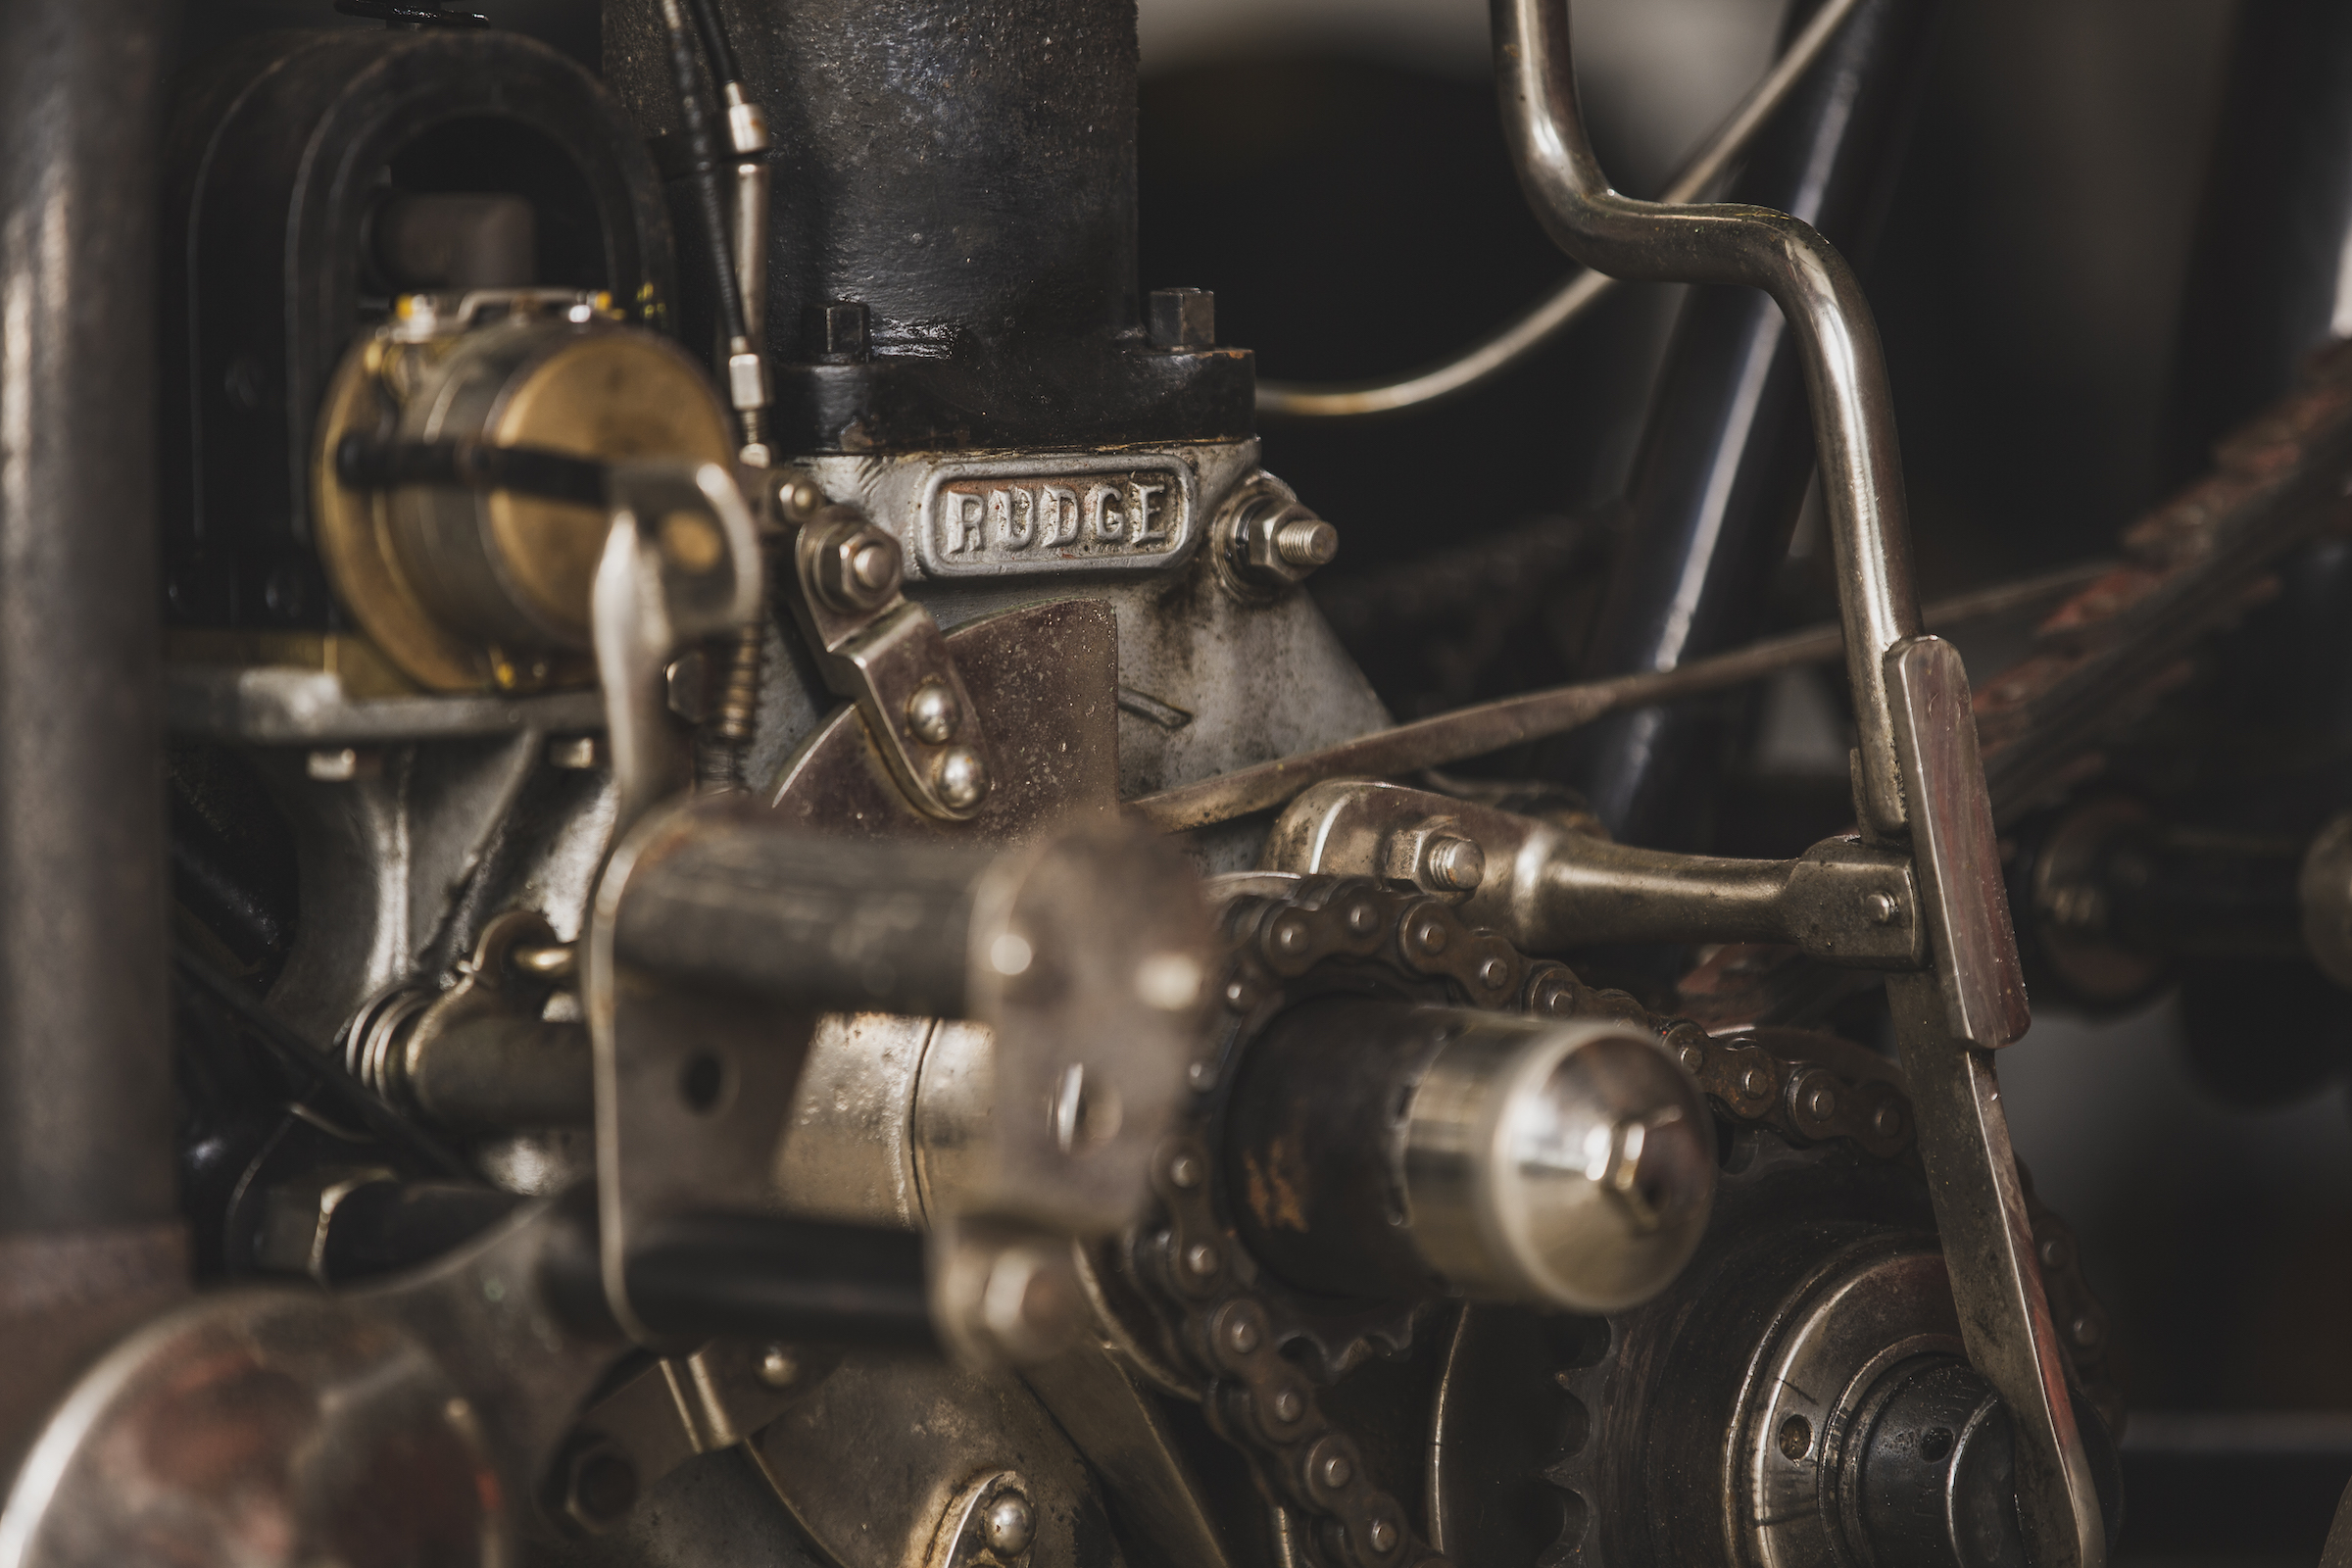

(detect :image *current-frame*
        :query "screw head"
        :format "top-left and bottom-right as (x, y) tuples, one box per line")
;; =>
(1421, 833), (1486, 892)
(983, 1492), (1036, 1558)
(906, 678), (961, 744)
(933, 746), (990, 810)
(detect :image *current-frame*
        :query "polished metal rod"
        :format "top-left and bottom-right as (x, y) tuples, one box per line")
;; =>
(1252, 0), (1868, 422)
(1131, 561), (2110, 834)
(1491, 0), (1918, 836)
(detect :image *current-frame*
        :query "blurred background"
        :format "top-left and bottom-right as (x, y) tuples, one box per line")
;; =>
(181, 0), (2352, 1557)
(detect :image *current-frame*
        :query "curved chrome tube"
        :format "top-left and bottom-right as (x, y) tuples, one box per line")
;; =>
(1252, 0), (1866, 422)
(1493, 0), (1917, 837)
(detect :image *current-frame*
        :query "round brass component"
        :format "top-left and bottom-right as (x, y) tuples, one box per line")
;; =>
(315, 315), (733, 691)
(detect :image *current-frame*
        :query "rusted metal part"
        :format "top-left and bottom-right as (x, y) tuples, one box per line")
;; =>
(1971, 340), (2352, 822)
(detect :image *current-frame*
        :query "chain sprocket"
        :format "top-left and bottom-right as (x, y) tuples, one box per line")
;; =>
(1116, 875), (1949, 1568)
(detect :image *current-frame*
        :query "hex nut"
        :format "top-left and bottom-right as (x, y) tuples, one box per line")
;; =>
(1147, 287), (1215, 350)
(1210, 473), (1336, 599)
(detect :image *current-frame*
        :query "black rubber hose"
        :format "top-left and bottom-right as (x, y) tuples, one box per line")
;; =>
(657, 0), (751, 351)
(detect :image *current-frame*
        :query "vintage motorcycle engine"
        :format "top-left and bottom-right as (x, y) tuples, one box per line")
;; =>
(33, 0), (2339, 1563)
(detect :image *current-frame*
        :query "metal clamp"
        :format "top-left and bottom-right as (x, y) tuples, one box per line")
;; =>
(774, 479), (998, 821)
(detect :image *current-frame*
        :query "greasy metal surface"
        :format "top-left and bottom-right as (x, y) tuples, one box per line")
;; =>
(0, 0), (176, 1238)
(1492, 0), (1920, 837)
(166, 666), (607, 743)
(1887, 973), (2105, 1568)
(1263, 779), (1924, 967)
(772, 598), (1120, 843)
(747, 1355), (1125, 1568)
(774, 1012), (932, 1228)
(1018, 1342), (1237, 1568)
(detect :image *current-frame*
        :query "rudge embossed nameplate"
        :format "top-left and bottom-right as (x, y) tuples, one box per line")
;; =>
(915, 454), (1197, 578)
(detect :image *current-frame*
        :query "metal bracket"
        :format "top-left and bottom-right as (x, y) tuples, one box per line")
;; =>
(774, 482), (997, 821)
(591, 460), (763, 836)
(1263, 780), (1924, 969)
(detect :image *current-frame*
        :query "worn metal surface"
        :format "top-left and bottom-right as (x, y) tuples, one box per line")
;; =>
(747, 1355), (1126, 1568)
(1252, 0), (1872, 419)
(1264, 779), (1923, 967)
(1130, 564), (2102, 834)
(0, 0), (176, 1242)
(772, 598), (1121, 844)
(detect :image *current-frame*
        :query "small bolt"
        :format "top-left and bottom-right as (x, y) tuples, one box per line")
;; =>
(1169, 1152), (1203, 1189)
(983, 1491), (1036, 1558)
(933, 746), (989, 810)
(1273, 514), (1339, 569)
(1224, 1314), (1261, 1354)
(1317, 1452), (1353, 1490)
(757, 1344), (800, 1388)
(1270, 1389), (1304, 1423)
(906, 678), (961, 744)
(1367, 1519), (1399, 1553)
(1864, 891), (1900, 926)
(811, 519), (900, 612)
(1421, 833), (1486, 892)
(1185, 1242), (1220, 1278)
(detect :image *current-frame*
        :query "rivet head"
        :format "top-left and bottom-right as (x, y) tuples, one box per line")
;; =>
(1272, 917), (1311, 955)
(933, 746), (989, 810)
(1864, 891), (1900, 925)
(1740, 1064), (1773, 1099)
(1346, 901), (1381, 934)
(1318, 1452), (1352, 1490)
(1677, 1045), (1705, 1073)
(1185, 1242), (1220, 1278)
(757, 1344), (800, 1388)
(983, 1492), (1035, 1558)
(906, 678), (960, 744)
(1169, 1152), (1203, 1189)
(1410, 918), (1446, 954)
(1478, 956), (1510, 989)
(1803, 1082), (1838, 1120)
(1224, 1315), (1261, 1354)
(1871, 1102), (1903, 1139)
(1367, 1519), (1398, 1553)
(2070, 1312), (2103, 1348)
(2038, 1234), (2072, 1271)
(1271, 1389), (1304, 1423)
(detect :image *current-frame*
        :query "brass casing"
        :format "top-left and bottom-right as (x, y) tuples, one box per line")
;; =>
(314, 313), (733, 692)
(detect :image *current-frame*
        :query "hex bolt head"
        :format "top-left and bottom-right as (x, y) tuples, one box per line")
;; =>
(983, 1492), (1036, 1558)
(933, 745), (990, 810)
(906, 678), (961, 744)
(1421, 834), (1487, 893)
(1273, 514), (1339, 568)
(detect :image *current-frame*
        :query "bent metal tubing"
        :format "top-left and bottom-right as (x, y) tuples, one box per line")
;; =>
(1489, 1), (2107, 1562)
(1494, 0), (1917, 842)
